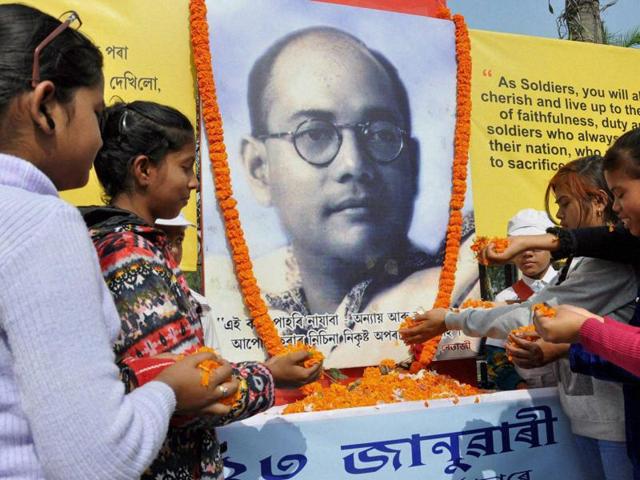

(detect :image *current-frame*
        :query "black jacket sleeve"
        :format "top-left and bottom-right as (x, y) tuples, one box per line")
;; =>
(562, 225), (640, 263)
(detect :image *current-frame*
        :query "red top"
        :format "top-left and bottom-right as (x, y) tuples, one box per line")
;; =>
(313, 0), (445, 17)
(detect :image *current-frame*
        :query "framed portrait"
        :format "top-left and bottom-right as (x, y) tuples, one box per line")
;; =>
(201, 0), (480, 367)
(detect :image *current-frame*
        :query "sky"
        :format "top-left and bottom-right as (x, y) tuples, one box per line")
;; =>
(447, 0), (640, 40)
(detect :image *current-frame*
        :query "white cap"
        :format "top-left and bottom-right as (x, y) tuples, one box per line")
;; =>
(155, 213), (194, 228)
(507, 209), (553, 237)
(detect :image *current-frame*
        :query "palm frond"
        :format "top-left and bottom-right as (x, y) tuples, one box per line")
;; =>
(616, 27), (640, 47)
(606, 26), (640, 48)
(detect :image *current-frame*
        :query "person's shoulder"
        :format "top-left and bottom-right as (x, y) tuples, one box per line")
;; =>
(0, 187), (84, 254)
(0, 183), (76, 221)
(575, 256), (635, 275)
(560, 257), (637, 297)
(92, 228), (165, 273)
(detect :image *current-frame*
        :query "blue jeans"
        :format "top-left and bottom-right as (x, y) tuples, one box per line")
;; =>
(574, 434), (634, 480)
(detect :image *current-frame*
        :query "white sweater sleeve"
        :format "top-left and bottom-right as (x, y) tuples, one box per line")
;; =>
(445, 258), (637, 339)
(0, 200), (175, 479)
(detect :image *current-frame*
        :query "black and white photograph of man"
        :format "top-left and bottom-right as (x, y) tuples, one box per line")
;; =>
(201, 0), (479, 367)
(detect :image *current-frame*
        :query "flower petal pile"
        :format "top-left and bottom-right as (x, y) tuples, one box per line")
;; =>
(283, 365), (479, 414)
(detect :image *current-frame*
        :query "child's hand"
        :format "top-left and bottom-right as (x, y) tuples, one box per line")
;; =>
(156, 352), (237, 416)
(506, 334), (545, 368)
(399, 308), (448, 344)
(484, 234), (557, 265)
(265, 351), (322, 389)
(483, 236), (528, 264)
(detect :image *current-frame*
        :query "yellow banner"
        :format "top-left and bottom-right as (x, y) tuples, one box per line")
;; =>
(3, 0), (199, 270)
(470, 30), (640, 236)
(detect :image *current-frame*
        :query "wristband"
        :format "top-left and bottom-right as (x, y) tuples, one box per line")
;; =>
(546, 226), (574, 259)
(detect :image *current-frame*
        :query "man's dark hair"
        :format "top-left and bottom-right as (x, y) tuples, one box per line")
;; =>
(247, 26), (412, 137)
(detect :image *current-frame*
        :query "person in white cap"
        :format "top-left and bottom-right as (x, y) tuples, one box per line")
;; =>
(494, 209), (557, 303)
(484, 209), (557, 390)
(155, 213), (220, 350)
(155, 212), (194, 267)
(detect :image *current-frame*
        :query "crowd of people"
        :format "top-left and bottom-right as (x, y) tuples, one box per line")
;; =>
(2, 3), (640, 480)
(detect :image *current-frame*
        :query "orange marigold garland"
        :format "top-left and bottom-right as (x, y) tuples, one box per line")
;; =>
(415, 10), (473, 369)
(189, 0), (284, 358)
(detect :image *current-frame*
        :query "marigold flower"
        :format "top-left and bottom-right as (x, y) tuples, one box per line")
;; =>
(532, 303), (556, 318)
(179, 347), (242, 406)
(507, 324), (539, 361)
(277, 342), (324, 368)
(471, 236), (509, 265)
(460, 299), (495, 309)
(282, 368), (478, 414)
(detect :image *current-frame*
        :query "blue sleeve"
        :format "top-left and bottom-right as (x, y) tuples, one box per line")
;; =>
(569, 343), (640, 384)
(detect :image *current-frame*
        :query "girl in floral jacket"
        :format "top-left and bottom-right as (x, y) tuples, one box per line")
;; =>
(85, 101), (321, 480)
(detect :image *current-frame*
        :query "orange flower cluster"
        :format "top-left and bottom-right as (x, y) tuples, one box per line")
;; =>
(471, 236), (509, 265)
(398, 316), (418, 331)
(507, 325), (539, 361)
(379, 358), (397, 370)
(191, 346), (224, 387)
(278, 342), (324, 369)
(533, 303), (556, 318)
(460, 299), (495, 309)
(275, 342), (325, 395)
(509, 324), (538, 341)
(180, 347), (242, 406)
(435, 5), (452, 19)
(414, 11), (472, 371)
(283, 365), (479, 414)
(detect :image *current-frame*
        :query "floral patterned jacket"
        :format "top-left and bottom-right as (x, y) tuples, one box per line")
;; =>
(81, 206), (274, 480)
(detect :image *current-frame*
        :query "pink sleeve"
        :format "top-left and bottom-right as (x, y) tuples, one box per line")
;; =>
(580, 316), (640, 377)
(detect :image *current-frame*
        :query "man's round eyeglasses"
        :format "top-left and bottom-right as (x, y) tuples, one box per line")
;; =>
(257, 119), (407, 166)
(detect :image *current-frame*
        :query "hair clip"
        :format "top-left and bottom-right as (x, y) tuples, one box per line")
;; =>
(119, 109), (130, 135)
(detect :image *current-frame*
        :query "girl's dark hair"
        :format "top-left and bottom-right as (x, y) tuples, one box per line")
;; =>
(544, 155), (616, 226)
(94, 101), (194, 201)
(603, 127), (640, 179)
(0, 4), (103, 116)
